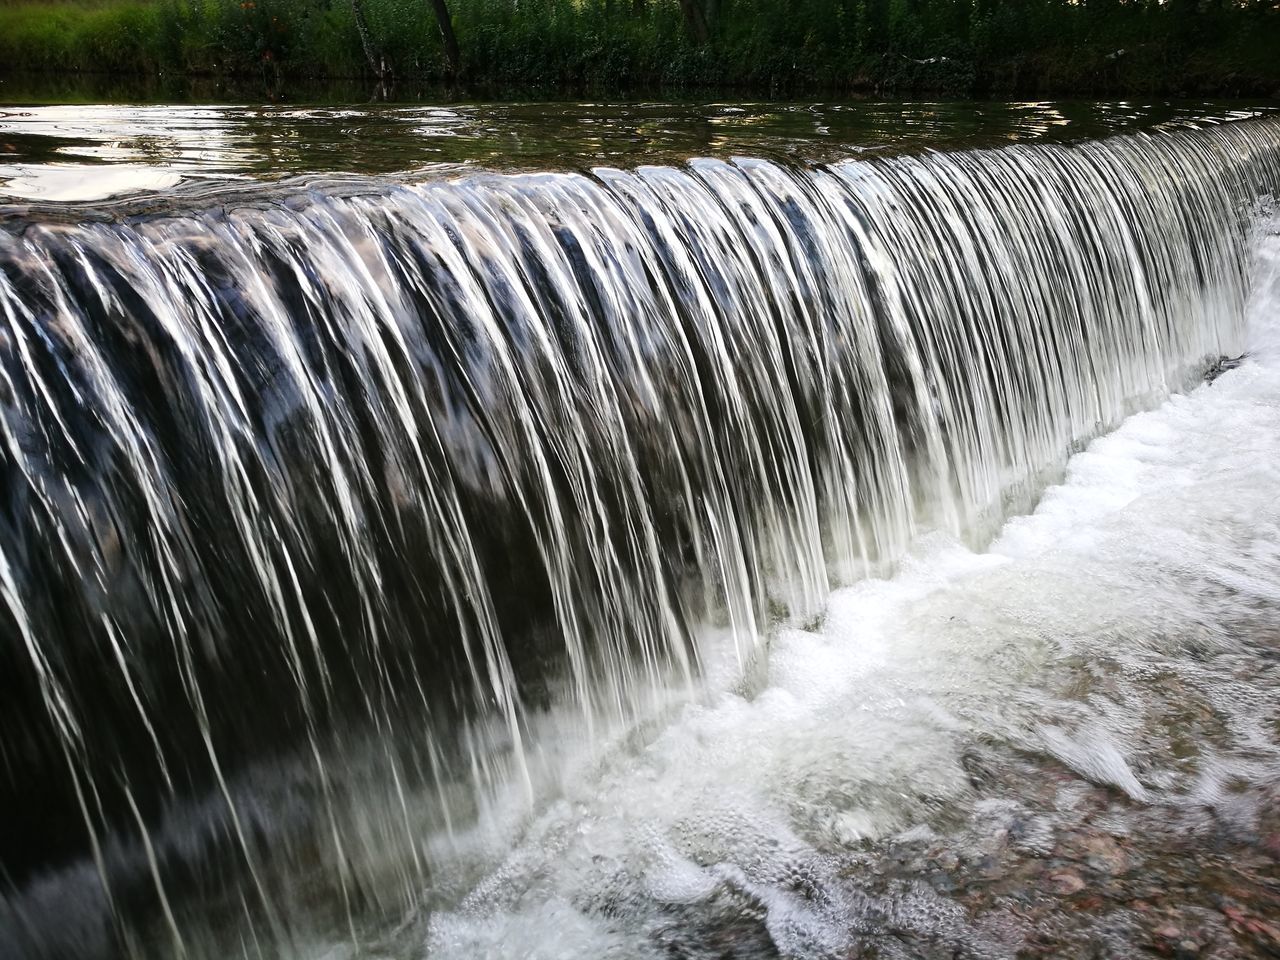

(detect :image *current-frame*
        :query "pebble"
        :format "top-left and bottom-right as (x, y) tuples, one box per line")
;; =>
(1261, 833), (1280, 859)
(1047, 870), (1086, 895)
(927, 870), (957, 894)
(1081, 833), (1131, 875)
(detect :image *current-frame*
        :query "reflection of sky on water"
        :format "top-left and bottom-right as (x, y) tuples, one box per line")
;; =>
(0, 101), (1272, 203)
(0, 164), (186, 201)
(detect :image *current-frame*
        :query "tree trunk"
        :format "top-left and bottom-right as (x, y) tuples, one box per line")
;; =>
(350, 0), (387, 79)
(703, 0), (719, 30)
(678, 0), (709, 43)
(428, 0), (462, 78)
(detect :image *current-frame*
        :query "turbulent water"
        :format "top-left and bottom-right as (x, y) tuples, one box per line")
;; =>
(426, 221), (1280, 959)
(1, 114), (1279, 959)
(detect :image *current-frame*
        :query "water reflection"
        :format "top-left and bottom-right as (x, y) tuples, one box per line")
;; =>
(0, 99), (1274, 203)
(0, 164), (188, 202)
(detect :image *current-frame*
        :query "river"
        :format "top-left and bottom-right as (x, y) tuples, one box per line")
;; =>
(1, 97), (1279, 960)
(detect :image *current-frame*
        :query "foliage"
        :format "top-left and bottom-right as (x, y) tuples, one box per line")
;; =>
(0, 0), (1277, 96)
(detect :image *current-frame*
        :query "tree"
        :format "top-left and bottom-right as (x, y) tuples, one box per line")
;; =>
(350, 0), (389, 80)
(679, 0), (710, 43)
(427, 0), (461, 77)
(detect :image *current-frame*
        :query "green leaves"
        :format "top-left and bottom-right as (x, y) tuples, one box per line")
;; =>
(0, 0), (1276, 95)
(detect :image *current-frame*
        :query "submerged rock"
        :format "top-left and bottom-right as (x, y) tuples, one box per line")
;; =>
(1204, 354), (1248, 383)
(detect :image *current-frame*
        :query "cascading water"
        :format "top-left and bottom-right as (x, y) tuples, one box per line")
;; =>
(2, 115), (1279, 959)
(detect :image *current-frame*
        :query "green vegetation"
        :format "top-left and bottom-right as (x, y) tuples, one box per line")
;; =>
(0, 0), (1277, 96)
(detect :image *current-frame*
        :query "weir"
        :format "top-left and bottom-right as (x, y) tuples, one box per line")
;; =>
(2, 116), (1279, 958)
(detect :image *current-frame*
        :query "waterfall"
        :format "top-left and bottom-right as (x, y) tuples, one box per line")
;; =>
(2, 116), (1278, 958)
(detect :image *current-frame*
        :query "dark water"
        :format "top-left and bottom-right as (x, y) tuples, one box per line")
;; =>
(1, 97), (1275, 204)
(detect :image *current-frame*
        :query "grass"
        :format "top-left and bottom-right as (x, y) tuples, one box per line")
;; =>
(0, 1), (168, 74)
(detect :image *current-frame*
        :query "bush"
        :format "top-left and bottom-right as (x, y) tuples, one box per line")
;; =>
(0, 0), (1276, 96)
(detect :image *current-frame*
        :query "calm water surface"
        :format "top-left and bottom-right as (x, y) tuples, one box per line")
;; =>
(0, 97), (1275, 202)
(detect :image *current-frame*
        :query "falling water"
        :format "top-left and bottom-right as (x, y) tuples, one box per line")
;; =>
(2, 116), (1279, 959)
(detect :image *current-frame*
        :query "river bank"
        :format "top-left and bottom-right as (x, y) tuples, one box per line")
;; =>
(1, 0), (1278, 99)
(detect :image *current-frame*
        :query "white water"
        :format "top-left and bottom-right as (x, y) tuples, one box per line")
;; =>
(417, 215), (1280, 959)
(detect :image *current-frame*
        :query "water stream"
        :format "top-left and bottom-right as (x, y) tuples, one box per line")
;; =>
(1, 108), (1278, 959)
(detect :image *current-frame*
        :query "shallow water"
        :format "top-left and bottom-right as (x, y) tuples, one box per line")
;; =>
(0, 99), (1275, 202)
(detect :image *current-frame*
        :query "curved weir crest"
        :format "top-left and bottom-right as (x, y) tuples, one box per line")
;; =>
(1, 116), (1279, 957)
